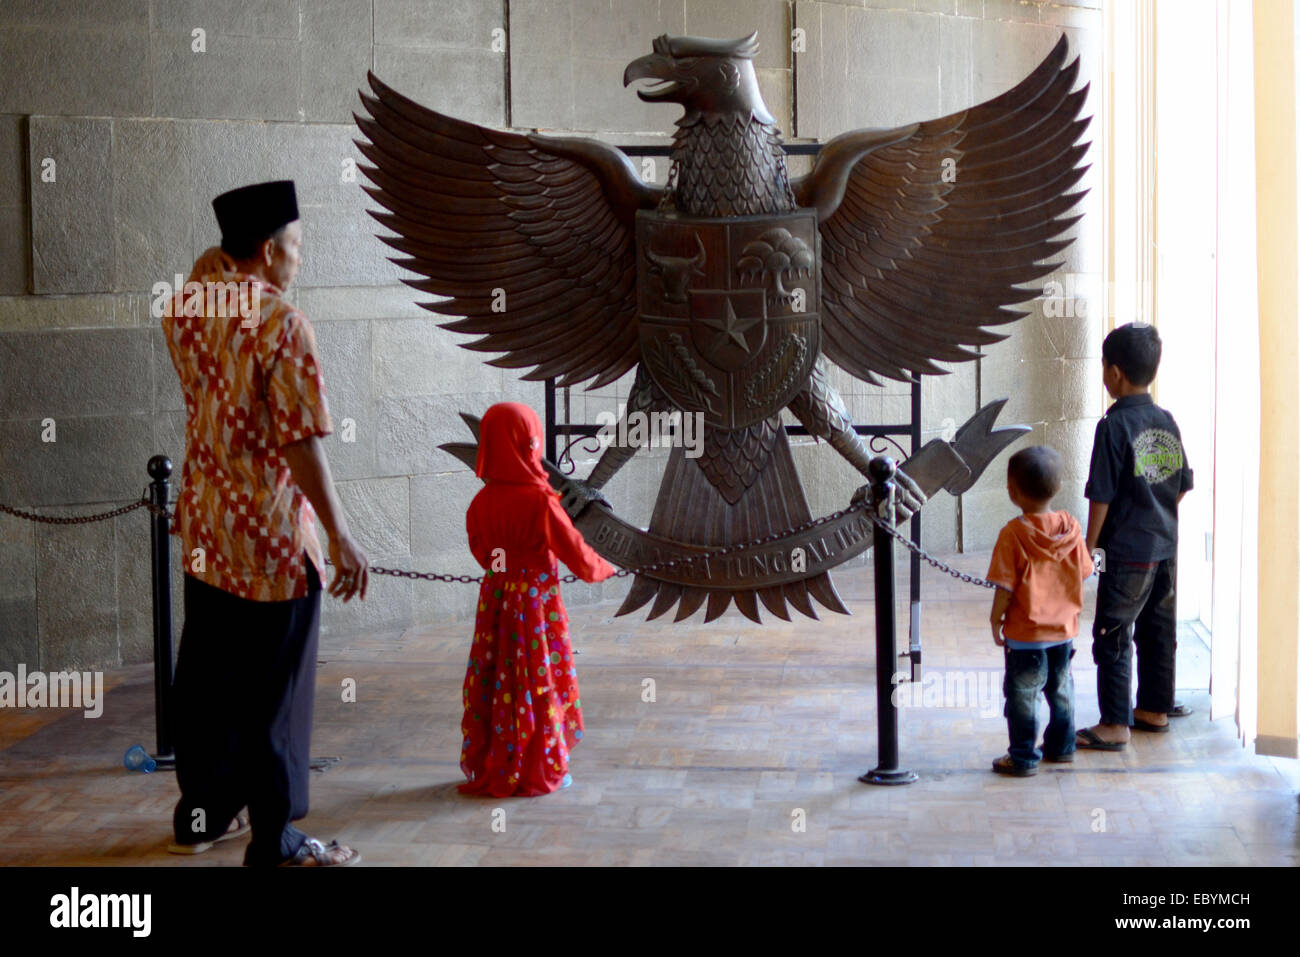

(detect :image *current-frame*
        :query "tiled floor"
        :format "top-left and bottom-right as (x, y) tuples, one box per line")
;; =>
(1, 554), (1296, 866)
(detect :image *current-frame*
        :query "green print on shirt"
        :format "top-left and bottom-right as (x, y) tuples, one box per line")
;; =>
(1132, 428), (1183, 484)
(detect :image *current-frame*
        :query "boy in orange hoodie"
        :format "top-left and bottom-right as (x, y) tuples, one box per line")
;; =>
(986, 446), (1094, 776)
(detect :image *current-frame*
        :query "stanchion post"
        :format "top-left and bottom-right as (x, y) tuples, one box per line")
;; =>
(148, 455), (175, 769)
(860, 456), (917, 786)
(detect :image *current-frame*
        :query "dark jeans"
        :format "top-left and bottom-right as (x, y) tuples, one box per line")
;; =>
(1004, 642), (1075, 768)
(1092, 558), (1177, 726)
(172, 556), (322, 866)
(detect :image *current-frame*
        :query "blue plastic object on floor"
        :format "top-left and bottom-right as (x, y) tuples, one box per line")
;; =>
(123, 745), (156, 773)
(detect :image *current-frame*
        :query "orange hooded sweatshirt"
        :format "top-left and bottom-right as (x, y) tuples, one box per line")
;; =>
(985, 511), (1094, 645)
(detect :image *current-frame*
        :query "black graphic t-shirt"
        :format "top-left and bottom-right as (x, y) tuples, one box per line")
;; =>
(1085, 394), (1194, 563)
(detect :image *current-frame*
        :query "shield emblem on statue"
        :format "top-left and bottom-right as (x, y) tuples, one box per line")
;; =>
(636, 209), (821, 430)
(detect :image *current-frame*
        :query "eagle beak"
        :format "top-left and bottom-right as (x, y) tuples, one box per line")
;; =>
(623, 53), (678, 101)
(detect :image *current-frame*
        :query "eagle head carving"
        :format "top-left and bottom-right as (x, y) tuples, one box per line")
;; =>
(623, 31), (776, 126)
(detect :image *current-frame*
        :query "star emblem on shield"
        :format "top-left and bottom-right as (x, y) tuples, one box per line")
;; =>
(690, 288), (767, 371)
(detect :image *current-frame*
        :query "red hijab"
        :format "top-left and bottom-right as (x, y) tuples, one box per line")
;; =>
(475, 403), (554, 493)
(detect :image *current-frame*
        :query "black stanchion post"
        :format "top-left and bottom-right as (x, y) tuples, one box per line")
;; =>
(148, 455), (175, 769)
(860, 456), (917, 786)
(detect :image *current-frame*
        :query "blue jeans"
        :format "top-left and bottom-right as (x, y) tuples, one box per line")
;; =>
(1092, 559), (1177, 726)
(1003, 642), (1075, 768)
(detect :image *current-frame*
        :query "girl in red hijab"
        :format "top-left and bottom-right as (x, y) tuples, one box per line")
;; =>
(459, 402), (616, 796)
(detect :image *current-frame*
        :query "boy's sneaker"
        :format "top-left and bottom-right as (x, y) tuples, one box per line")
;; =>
(1041, 752), (1075, 763)
(992, 755), (1037, 777)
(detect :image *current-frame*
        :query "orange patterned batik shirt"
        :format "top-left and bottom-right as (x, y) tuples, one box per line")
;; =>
(162, 257), (333, 602)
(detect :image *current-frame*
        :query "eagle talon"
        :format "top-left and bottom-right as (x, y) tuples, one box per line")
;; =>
(560, 479), (611, 519)
(851, 469), (927, 526)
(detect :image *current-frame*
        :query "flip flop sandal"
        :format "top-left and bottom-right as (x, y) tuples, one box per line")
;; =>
(1168, 704), (1194, 717)
(166, 811), (250, 855)
(1131, 718), (1170, 733)
(280, 837), (361, 867)
(1075, 728), (1127, 751)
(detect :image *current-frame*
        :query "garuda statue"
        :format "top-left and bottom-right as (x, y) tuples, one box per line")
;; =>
(354, 32), (1090, 624)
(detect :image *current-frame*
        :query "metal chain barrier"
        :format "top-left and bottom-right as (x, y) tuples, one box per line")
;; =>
(871, 516), (998, 590)
(0, 493), (171, 525)
(3, 489), (996, 590)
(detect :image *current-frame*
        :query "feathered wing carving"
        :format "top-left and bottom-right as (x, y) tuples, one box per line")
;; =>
(354, 72), (662, 389)
(795, 35), (1092, 385)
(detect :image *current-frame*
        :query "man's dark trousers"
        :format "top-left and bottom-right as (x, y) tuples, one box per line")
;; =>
(1092, 558), (1177, 726)
(171, 556), (322, 865)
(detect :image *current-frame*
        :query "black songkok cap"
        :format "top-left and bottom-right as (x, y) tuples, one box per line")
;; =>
(212, 180), (299, 257)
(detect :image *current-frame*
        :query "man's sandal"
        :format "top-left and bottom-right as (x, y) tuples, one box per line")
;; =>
(1075, 728), (1127, 751)
(280, 837), (361, 867)
(166, 811), (250, 855)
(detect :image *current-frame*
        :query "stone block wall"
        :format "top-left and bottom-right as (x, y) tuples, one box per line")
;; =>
(0, 0), (1101, 673)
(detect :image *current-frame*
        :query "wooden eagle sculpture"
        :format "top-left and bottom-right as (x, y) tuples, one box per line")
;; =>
(354, 32), (1091, 625)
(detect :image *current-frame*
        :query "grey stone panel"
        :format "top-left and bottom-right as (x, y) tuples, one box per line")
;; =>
(152, 328), (186, 413)
(312, 319), (376, 481)
(302, 36), (375, 124)
(113, 120), (195, 294)
(510, 53), (575, 130)
(574, 0), (686, 64)
(296, 200), (405, 288)
(409, 469), (481, 557)
(938, 11), (974, 113)
(0, 328), (153, 421)
(373, 317), (502, 398)
(0, 27), (152, 117)
(756, 68), (793, 133)
(411, 564), (478, 624)
(969, 16), (1059, 102)
(374, 0), (505, 48)
(151, 33), (302, 122)
(28, 117), (114, 294)
(183, 121), (271, 258)
(151, 0), (302, 38)
(321, 476), (411, 558)
(301, 0), (373, 41)
(0, 0), (150, 31)
(792, 1), (822, 139)
(372, 45), (505, 129)
(376, 393), (503, 477)
(571, 56), (675, 133)
(0, 206), (27, 297)
(296, 285), (428, 323)
(35, 510), (119, 671)
(0, 414), (156, 509)
(319, 567), (412, 636)
(981, 0), (1043, 23)
(0, 598), (39, 674)
(0, 512), (36, 604)
(151, 410), (188, 477)
(0, 116), (28, 296)
(683, 0), (790, 70)
(508, 0), (573, 83)
(262, 123), (369, 212)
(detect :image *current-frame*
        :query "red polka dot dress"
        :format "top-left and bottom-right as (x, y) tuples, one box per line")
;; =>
(458, 404), (614, 797)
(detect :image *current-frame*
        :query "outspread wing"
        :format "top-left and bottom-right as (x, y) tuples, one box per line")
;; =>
(355, 72), (662, 389)
(795, 35), (1091, 384)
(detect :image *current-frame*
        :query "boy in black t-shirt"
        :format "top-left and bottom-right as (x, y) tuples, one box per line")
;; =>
(1076, 323), (1194, 751)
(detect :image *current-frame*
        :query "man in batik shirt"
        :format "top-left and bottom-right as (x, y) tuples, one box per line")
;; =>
(162, 180), (367, 866)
